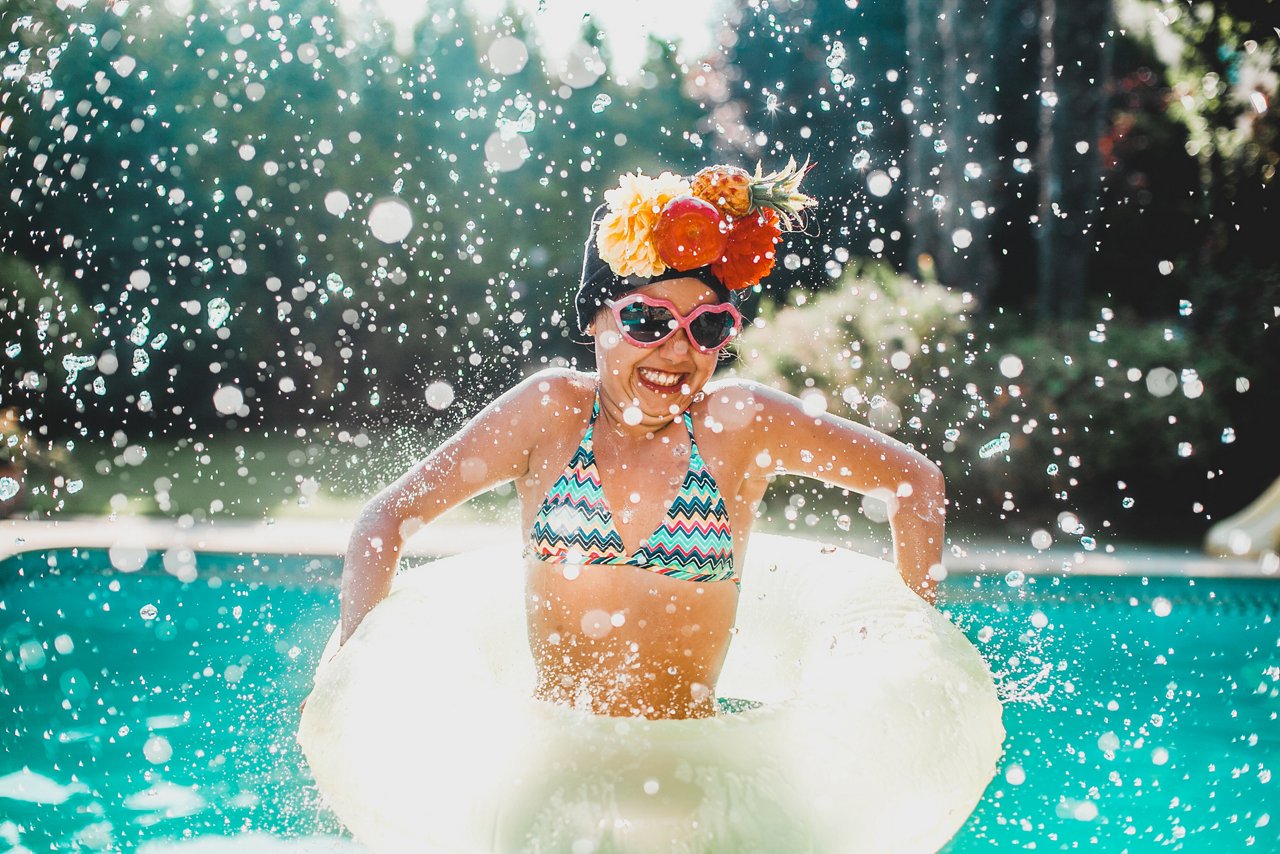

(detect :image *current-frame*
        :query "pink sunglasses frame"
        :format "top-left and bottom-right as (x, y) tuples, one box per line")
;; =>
(604, 294), (743, 354)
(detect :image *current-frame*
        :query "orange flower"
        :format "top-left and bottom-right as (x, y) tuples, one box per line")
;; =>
(711, 208), (782, 291)
(596, 171), (691, 278)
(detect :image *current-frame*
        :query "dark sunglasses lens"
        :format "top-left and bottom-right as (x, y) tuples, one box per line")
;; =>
(618, 302), (674, 343)
(689, 310), (737, 350)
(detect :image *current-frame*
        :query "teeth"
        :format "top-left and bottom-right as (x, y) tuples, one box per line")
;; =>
(639, 368), (681, 387)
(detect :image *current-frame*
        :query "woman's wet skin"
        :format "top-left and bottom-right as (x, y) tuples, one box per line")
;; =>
(342, 279), (944, 721)
(520, 278), (754, 719)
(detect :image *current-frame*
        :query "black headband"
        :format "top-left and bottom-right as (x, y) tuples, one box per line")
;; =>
(575, 203), (735, 333)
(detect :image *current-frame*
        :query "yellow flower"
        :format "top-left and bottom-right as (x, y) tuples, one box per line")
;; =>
(596, 171), (691, 278)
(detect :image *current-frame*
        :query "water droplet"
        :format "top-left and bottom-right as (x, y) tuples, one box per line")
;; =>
(1221, 427), (1236, 444)
(0, 477), (20, 501)
(486, 35), (529, 76)
(61, 354), (96, 378)
(324, 190), (351, 216)
(826, 40), (846, 68)
(1151, 597), (1172, 618)
(1178, 299), (1192, 316)
(931, 193), (947, 210)
(1145, 367), (1178, 397)
(139, 603), (158, 620)
(368, 197), (414, 243)
(1012, 158), (1032, 174)
(325, 273), (344, 293)
(856, 120), (874, 136)
(978, 432), (1011, 459)
(1080, 536), (1096, 551)
(944, 428), (960, 442)
(851, 150), (871, 170)
(66, 480), (83, 494)
(212, 385), (243, 415)
(425, 381), (455, 410)
(143, 734), (172, 764)
(591, 93), (612, 113)
(999, 354), (1024, 378)
(4, 343), (19, 358)
(1046, 463), (1059, 475)
(1004, 570), (1025, 588)
(933, 139), (948, 154)
(866, 171), (892, 197)
(951, 228), (973, 249)
(1177, 442), (1193, 458)
(1121, 497), (1135, 509)
(131, 349), (150, 376)
(207, 297), (231, 329)
(963, 162), (982, 180)
(1040, 90), (1059, 108)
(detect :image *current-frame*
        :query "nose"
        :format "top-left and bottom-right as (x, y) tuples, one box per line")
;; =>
(660, 329), (691, 357)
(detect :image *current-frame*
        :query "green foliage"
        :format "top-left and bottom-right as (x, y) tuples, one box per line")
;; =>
(733, 264), (1264, 539)
(0, 0), (709, 438)
(1116, 0), (1279, 270)
(710, 0), (910, 290)
(0, 255), (96, 422)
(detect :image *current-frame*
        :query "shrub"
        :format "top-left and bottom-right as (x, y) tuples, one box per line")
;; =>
(731, 262), (1250, 542)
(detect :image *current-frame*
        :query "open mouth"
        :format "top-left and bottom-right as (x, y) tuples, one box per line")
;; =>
(636, 367), (686, 394)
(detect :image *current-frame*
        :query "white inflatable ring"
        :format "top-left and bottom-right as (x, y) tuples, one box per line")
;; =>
(298, 533), (1004, 853)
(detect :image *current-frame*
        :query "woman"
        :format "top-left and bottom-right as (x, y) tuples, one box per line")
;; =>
(334, 159), (945, 721)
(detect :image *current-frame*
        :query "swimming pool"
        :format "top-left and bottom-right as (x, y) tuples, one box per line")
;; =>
(1, 548), (1275, 851)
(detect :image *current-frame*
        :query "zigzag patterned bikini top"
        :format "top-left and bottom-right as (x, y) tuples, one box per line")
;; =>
(527, 390), (737, 585)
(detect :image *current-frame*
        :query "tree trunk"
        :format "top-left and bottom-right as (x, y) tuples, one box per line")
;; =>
(1035, 0), (1113, 319)
(906, 0), (998, 303)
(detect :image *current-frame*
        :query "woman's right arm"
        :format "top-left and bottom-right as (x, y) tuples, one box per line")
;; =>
(338, 370), (564, 644)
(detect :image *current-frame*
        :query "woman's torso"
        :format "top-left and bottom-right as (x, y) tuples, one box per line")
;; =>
(516, 372), (769, 718)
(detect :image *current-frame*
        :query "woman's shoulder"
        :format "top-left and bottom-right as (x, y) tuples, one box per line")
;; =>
(695, 376), (799, 416)
(503, 367), (596, 420)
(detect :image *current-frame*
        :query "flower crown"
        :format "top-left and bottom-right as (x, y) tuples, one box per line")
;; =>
(595, 158), (816, 291)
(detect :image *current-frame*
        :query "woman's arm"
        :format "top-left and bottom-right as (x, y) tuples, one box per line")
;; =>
(719, 381), (946, 603)
(339, 370), (559, 644)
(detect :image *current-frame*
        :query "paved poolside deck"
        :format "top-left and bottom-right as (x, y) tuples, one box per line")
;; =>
(2, 516), (1274, 578)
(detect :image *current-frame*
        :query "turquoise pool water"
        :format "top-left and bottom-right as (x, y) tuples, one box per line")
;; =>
(1, 549), (1275, 851)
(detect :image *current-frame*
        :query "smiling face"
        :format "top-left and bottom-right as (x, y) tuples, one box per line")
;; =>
(590, 277), (725, 427)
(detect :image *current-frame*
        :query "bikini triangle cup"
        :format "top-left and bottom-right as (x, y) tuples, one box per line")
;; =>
(527, 389), (737, 584)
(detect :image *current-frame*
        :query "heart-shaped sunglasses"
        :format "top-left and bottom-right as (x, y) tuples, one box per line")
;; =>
(605, 294), (743, 354)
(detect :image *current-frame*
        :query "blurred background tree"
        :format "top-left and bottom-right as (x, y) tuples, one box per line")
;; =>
(1, 0), (1275, 539)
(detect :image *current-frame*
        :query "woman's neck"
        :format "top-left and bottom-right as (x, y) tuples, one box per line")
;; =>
(595, 392), (683, 442)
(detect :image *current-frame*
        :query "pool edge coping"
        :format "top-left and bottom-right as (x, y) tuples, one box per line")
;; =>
(1, 516), (1275, 578)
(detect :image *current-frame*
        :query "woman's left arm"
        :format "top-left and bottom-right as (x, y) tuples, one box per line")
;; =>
(721, 381), (945, 604)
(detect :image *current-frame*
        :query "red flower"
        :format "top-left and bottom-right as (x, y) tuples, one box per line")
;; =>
(712, 208), (782, 291)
